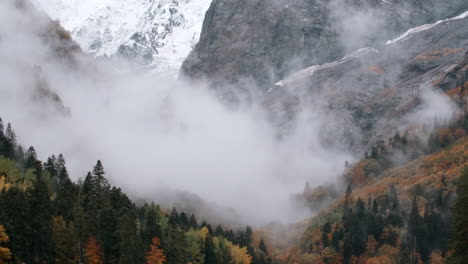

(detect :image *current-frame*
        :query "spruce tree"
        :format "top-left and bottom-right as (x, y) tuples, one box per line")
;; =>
(203, 235), (216, 264)
(28, 174), (53, 263)
(189, 214), (198, 229)
(0, 117), (3, 136)
(447, 167), (468, 264)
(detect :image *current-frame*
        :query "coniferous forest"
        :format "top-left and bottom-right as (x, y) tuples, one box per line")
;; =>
(1, 110), (468, 264)
(0, 117), (272, 264)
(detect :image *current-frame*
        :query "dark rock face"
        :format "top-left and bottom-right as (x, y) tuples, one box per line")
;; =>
(181, 0), (468, 90)
(266, 16), (468, 151)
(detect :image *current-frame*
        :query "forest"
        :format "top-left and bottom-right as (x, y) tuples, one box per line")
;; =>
(0, 115), (467, 264)
(286, 111), (468, 264)
(0, 117), (272, 264)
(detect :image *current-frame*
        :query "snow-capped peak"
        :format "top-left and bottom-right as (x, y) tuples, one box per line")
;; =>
(30, 0), (212, 77)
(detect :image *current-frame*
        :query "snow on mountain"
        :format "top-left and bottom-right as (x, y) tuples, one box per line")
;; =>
(386, 10), (468, 45)
(30, 0), (211, 76)
(274, 48), (380, 88)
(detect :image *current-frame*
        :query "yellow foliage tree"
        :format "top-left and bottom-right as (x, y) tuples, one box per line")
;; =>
(229, 242), (252, 264)
(365, 256), (394, 264)
(365, 235), (378, 257)
(84, 237), (103, 264)
(0, 225), (12, 264)
(376, 244), (399, 264)
(146, 237), (166, 264)
(429, 250), (444, 264)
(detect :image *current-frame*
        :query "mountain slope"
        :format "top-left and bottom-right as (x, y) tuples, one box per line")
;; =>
(181, 0), (468, 89)
(30, 0), (211, 76)
(273, 106), (468, 263)
(263, 11), (468, 153)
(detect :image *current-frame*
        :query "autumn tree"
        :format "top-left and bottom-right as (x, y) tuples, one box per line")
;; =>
(84, 237), (103, 264)
(0, 225), (11, 264)
(429, 250), (444, 264)
(146, 237), (166, 264)
(52, 216), (78, 264)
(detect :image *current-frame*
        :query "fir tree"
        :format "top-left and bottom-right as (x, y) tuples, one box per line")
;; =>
(447, 167), (468, 264)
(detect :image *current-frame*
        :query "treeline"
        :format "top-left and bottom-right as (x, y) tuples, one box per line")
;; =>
(293, 110), (468, 264)
(298, 168), (468, 264)
(345, 111), (468, 187)
(0, 117), (271, 264)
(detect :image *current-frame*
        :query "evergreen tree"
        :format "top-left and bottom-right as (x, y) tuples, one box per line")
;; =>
(179, 212), (190, 231)
(189, 214), (198, 229)
(99, 208), (119, 264)
(28, 174), (53, 264)
(44, 155), (57, 178)
(259, 238), (268, 254)
(164, 225), (188, 264)
(25, 146), (42, 175)
(92, 160), (109, 198)
(55, 177), (79, 221)
(214, 225), (224, 237)
(447, 167), (468, 264)
(0, 117), (3, 136)
(116, 214), (144, 264)
(144, 206), (163, 246)
(5, 124), (16, 146)
(203, 235), (216, 264)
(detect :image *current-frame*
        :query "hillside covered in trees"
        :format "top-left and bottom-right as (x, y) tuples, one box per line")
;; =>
(280, 109), (468, 264)
(0, 117), (273, 264)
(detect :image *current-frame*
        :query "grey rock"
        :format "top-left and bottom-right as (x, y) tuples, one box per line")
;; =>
(267, 16), (468, 152)
(181, 0), (468, 90)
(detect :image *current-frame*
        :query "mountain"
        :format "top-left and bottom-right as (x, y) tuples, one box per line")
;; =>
(265, 11), (468, 152)
(181, 0), (468, 89)
(30, 0), (212, 76)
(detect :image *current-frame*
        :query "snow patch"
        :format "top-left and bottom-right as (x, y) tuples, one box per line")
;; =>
(274, 47), (379, 87)
(386, 10), (468, 45)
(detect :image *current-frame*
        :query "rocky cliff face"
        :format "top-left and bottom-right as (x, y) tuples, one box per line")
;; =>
(266, 12), (468, 151)
(181, 0), (468, 89)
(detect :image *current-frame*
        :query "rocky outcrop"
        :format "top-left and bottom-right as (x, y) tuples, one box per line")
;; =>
(181, 0), (468, 90)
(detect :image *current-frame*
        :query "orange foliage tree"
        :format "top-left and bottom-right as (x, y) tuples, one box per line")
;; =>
(0, 225), (11, 264)
(146, 237), (166, 264)
(84, 237), (103, 264)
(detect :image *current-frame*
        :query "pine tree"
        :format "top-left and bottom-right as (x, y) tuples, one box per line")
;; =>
(145, 207), (163, 245)
(447, 167), (468, 264)
(99, 208), (119, 264)
(0, 117), (3, 136)
(164, 225), (188, 264)
(5, 124), (16, 146)
(203, 235), (216, 264)
(92, 160), (109, 197)
(44, 155), (57, 178)
(179, 212), (189, 231)
(116, 214), (144, 264)
(189, 214), (198, 229)
(25, 146), (42, 175)
(28, 174), (53, 263)
(259, 238), (268, 254)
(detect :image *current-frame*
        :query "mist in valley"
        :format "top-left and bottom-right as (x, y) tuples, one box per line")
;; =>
(0, 0), (460, 227)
